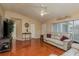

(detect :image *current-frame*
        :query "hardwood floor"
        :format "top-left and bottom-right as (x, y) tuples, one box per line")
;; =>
(0, 39), (64, 56)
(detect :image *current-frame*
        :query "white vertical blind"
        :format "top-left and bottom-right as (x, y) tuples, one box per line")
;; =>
(51, 20), (79, 42)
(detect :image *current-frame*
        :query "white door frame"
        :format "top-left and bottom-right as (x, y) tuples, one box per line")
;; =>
(30, 24), (35, 38)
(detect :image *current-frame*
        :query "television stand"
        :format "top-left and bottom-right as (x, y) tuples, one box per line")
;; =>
(0, 38), (11, 52)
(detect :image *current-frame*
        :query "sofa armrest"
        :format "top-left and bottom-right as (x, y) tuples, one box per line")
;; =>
(63, 39), (72, 42)
(63, 39), (72, 46)
(63, 39), (72, 50)
(71, 43), (79, 50)
(43, 34), (46, 39)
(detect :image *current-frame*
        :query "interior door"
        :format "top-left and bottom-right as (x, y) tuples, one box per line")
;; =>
(30, 24), (35, 38)
(15, 19), (22, 40)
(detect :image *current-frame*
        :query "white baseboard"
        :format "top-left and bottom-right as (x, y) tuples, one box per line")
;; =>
(15, 37), (40, 41)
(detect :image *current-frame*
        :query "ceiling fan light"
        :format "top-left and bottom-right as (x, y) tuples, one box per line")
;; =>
(40, 4), (47, 16)
(40, 10), (47, 16)
(41, 12), (44, 16)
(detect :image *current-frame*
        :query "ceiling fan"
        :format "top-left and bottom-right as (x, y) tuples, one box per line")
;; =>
(40, 4), (48, 16)
(28, 4), (48, 16)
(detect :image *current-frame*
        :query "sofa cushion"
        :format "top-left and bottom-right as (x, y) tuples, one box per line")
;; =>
(51, 35), (54, 39)
(49, 39), (64, 45)
(45, 37), (64, 45)
(45, 38), (52, 40)
(54, 36), (61, 40)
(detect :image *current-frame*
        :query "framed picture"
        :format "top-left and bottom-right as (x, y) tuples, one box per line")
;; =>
(25, 23), (29, 28)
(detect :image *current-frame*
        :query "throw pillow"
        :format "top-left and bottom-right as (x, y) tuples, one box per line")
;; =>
(47, 34), (51, 38)
(60, 35), (68, 41)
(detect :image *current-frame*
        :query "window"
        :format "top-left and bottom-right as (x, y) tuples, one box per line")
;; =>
(73, 20), (79, 42)
(61, 22), (69, 33)
(53, 24), (58, 32)
(52, 20), (77, 42)
(52, 22), (72, 33)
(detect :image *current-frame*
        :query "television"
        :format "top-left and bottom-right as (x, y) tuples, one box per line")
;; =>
(3, 20), (9, 38)
(0, 20), (3, 39)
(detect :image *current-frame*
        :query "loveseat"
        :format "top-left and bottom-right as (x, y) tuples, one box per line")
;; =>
(62, 43), (79, 56)
(44, 33), (72, 50)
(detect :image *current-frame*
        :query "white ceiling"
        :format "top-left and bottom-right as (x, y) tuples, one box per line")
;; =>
(1, 3), (79, 21)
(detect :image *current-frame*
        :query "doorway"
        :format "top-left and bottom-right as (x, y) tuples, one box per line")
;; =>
(12, 18), (22, 52)
(15, 19), (22, 40)
(30, 24), (35, 38)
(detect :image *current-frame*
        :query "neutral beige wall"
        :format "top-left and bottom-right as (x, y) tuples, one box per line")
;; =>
(0, 5), (4, 23)
(0, 5), (4, 38)
(0, 5), (4, 17)
(44, 13), (79, 34)
(4, 10), (42, 39)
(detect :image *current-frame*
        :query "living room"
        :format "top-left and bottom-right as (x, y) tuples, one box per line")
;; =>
(0, 3), (79, 56)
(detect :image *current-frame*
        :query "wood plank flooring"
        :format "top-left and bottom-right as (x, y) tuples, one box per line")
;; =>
(0, 39), (64, 56)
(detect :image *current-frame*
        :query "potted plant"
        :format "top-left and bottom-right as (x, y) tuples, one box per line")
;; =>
(4, 19), (14, 39)
(7, 19), (14, 39)
(0, 19), (14, 52)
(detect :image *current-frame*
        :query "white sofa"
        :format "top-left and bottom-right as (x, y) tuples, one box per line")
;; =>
(44, 33), (72, 50)
(62, 43), (79, 56)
